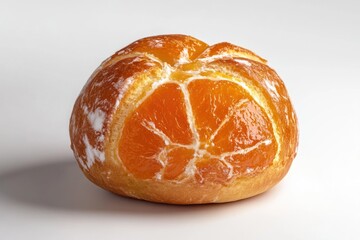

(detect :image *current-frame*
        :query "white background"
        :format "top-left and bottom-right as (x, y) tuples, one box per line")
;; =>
(1, 0), (360, 239)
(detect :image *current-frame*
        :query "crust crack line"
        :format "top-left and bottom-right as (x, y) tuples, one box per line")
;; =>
(141, 120), (193, 149)
(141, 119), (193, 180)
(208, 99), (249, 143)
(178, 82), (202, 179)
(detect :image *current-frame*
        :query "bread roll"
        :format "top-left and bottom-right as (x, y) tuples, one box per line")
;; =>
(69, 34), (298, 204)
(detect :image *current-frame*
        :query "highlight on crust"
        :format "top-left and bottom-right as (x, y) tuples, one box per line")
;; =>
(69, 34), (298, 204)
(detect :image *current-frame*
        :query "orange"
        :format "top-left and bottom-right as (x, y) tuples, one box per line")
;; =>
(69, 34), (298, 204)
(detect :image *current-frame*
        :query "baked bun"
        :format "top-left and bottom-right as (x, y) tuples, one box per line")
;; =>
(69, 34), (298, 204)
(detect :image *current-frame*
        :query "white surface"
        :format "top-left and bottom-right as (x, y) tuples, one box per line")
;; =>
(1, 0), (360, 239)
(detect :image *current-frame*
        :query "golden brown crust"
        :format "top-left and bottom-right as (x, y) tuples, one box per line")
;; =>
(69, 34), (298, 204)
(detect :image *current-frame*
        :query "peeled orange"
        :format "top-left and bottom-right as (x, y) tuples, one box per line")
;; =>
(70, 34), (298, 204)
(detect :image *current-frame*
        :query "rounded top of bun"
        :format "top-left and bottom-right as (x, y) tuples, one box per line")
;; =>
(69, 34), (298, 204)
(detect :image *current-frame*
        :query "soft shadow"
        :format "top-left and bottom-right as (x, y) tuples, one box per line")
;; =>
(0, 158), (279, 215)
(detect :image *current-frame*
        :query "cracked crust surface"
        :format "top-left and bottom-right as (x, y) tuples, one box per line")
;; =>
(69, 34), (298, 204)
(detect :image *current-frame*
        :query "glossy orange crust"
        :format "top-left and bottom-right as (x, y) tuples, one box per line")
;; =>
(69, 34), (298, 204)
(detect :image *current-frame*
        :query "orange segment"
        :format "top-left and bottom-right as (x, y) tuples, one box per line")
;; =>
(136, 83), (193, 145)
(119, 118), (164, 179)
(195, 158), (232, 184)
(163, 147), (195, 180)
(187, 79), (251, 143)
(119, 83), (193, 180)
(210, 100), (275, 155)
(226, 143), (275, 176)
